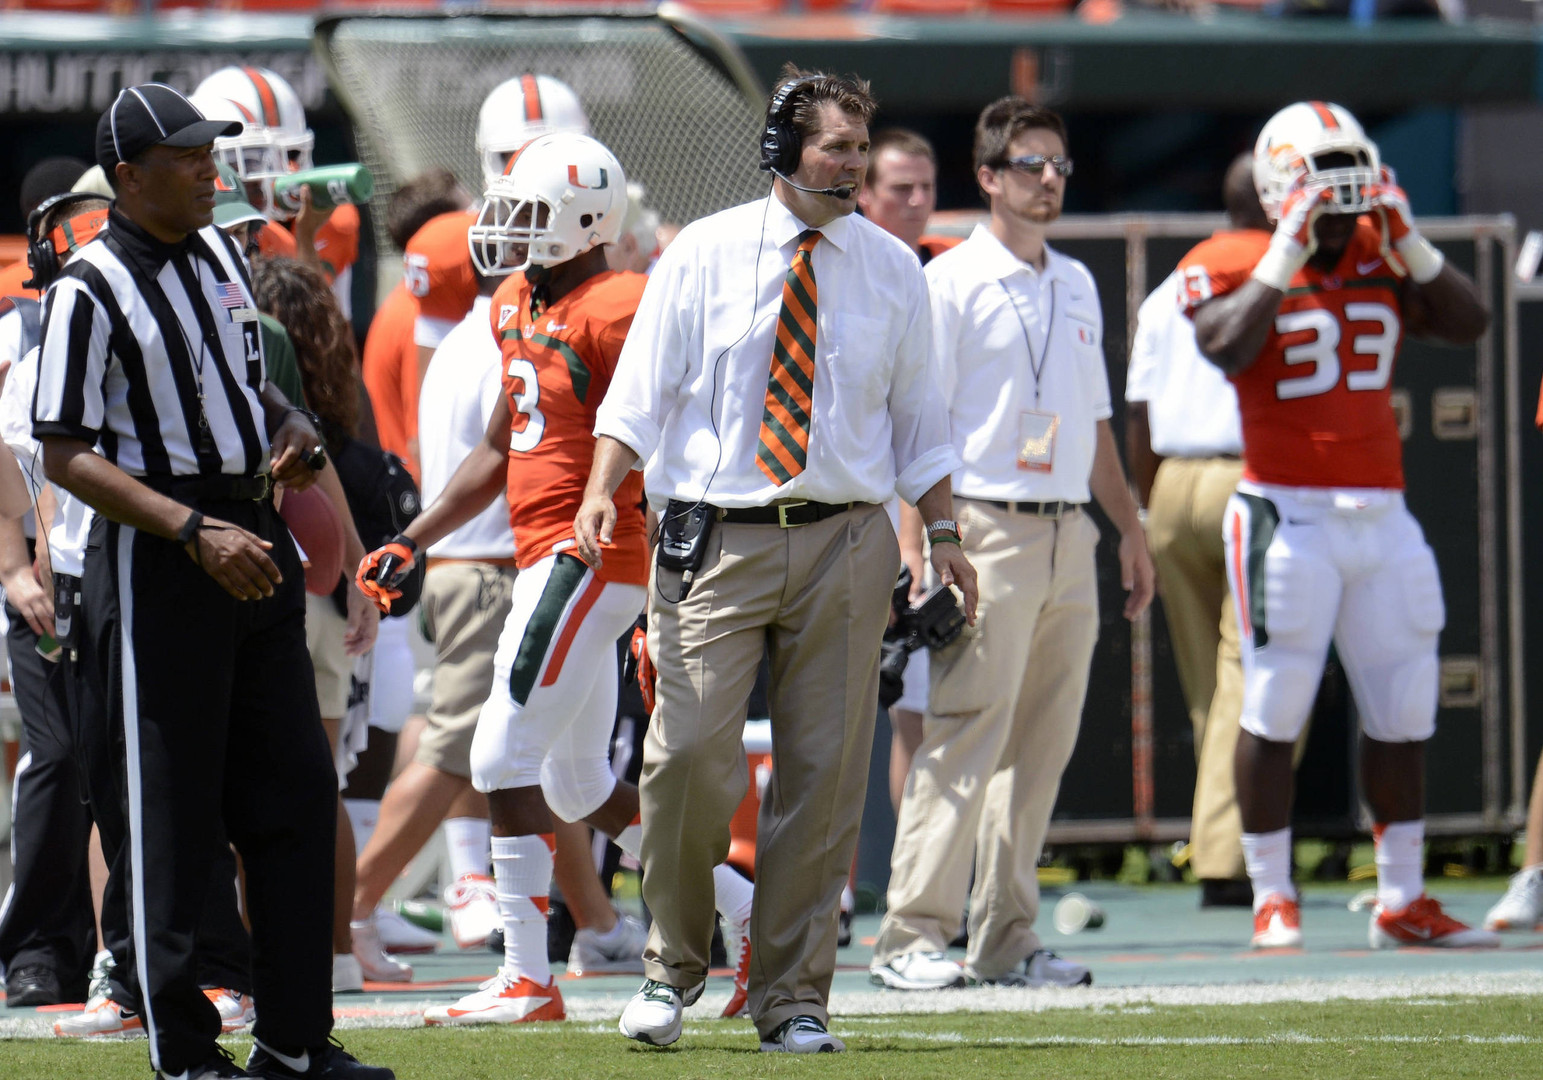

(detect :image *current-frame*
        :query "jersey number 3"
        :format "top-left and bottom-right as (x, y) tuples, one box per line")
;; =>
(1274, 303), (1398, 401)
(507, 357), (546, 452)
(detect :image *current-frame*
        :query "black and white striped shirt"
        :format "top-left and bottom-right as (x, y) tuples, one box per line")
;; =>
(33, 208), (269, 478)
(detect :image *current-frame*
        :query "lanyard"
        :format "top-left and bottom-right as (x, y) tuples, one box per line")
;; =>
(999, 273), (1058, 408)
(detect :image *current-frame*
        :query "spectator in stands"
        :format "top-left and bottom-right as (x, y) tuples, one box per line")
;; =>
(1123, 153), (1264, 908)
(871, 97), (1153, 994)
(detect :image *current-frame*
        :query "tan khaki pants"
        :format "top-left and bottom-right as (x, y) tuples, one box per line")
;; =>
(415, 562), (516, 779)
(874, 499), (1099, 981)
(1146, 456), (1246, 881)
(640, 503), (897, 1038)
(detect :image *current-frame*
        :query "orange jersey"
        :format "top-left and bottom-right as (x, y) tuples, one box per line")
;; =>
(1178, 224), (1405, 490)
(361, 281), (420, 477)
(253, 205), (359, 283)
(0, 259), (37, 301)
(489, 269), (648, 585)
(406, 210), (478, 338)
(918, 234), (962, 266)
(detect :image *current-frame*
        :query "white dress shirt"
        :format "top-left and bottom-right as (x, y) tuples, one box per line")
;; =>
(1124, 271), (1242, 458)
(418, 296), (515, 559)
(0, 345), (92, 575)
(595, 196), (960, 509)
(928, 225), (1111, 503)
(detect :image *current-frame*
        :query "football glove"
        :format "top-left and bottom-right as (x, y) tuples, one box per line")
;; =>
(356, 534), (419, 615)
(1371, 167), (1444, 284)
(1251, 179), (1334, 292)
(620, 614), (656, 715)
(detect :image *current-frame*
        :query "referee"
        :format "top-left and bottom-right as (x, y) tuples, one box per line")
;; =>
(33, 84), (392, 1080)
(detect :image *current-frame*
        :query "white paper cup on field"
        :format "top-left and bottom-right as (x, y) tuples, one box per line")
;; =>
(1053, 892), (1106, 934)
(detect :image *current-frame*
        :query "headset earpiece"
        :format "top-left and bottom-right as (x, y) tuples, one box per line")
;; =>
(23, 191), (104, 292)
(759, 76), (818, 177)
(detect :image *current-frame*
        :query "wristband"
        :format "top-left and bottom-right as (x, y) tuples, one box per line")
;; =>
(281, 405), (323, 433)
(1250, 237), (1309, 293)
(176, 510), (204, 547)
(1396, 233), (1445, 285)
(929, 532), (962, 547)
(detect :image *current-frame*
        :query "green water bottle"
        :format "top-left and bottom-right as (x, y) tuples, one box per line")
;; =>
(273, 163), (374, 214)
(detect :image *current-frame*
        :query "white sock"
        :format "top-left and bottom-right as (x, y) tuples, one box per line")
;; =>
(445, 817), (492, 881)
(713, 864), (755, 925)
(343, 799), (380, 860)
(492, 833), (554, 985)
(1374, 820), (1425, 913)
(840, 884), (854, 914)
(1241, 827), (1296, 912)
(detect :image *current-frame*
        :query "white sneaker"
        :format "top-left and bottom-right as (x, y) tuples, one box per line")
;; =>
(760, 1015), (844, 1053)
(349, 916), (413, 983)
(373, 905), (441, 953)
(201, 987), (255, 1032)
(569, 910), (648, 975)
(618, 979), (702, 1046)
(983, 949), (1092, 988)
(444, 874), (502, 950)
(868, 950), (966, 990)
(423, 968), (565, 1025)
(333, 952), (364, 993)
(1484, 865), (1543, 931)
(53, 995), (144, 1037)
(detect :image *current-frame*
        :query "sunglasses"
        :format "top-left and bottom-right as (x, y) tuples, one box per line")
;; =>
(999, 154), (1074, 178)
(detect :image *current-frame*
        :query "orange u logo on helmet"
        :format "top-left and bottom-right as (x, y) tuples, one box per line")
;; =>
(567, 164), (608, 190)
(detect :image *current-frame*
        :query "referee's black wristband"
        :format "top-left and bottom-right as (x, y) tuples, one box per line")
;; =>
(176, 510), (204, 547)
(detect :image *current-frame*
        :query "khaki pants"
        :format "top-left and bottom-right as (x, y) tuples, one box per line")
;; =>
(1146, 456), (1245, 882)
(640, 503), (897, 1038)
(874, 499), (1099, 981)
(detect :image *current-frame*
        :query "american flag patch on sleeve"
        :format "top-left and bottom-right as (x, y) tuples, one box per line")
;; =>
(216, 282), (245, 310)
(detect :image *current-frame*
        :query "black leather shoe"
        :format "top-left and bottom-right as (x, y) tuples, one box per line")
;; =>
(1200, 878), (1255, 908)
(6, 964), (62, 1006)
(248, 1038), (395, 1079)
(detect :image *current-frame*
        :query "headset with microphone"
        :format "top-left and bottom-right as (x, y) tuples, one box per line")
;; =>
(24, 191), (110, 291)
(759, 76), (857, 200)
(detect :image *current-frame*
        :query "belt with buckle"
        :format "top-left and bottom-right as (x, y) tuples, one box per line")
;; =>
(969, 497), (1084, 519)
(716, 500), (855, 528)
(139, 473), (273, 503)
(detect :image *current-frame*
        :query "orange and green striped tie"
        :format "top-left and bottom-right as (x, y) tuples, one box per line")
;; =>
(756, 228), (821, 484)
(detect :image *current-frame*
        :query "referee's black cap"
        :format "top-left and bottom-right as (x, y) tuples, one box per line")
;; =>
(96, 84), (243, 174)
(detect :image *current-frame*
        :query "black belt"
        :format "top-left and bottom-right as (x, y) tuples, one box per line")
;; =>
(138, 473), (273, 502)
(968, 497), (1084, 519)
(716, 500), (855, 528)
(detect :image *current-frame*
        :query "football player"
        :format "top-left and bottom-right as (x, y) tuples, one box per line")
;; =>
(1180, 101), (1496, 950)
(191, 66), (361, 319)
(356, 133), (753, 1024)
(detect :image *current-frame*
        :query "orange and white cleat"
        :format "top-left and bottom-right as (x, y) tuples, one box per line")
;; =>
(202, 987), (256, 1032)
(444, 873), (502, 951)
(1370, 895), (1500, 949)
(1250, 893), (1303, 949)
(422, 970), (566, 1026)
(721, 916), (751, 1018)
(53, 995), (144, 1037)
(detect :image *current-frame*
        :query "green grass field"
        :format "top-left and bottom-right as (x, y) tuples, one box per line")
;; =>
(11, 996), (1543, 1080)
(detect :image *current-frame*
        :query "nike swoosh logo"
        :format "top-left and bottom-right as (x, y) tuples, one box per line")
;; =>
(447, 995), (552, 1018)
(1393, 922), (1433, 939)
(545, 322), (567, 332)
(258, 1041), (310, 1073)
(1356, 259), (1382, 275)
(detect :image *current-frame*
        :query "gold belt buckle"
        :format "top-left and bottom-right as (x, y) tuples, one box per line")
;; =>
(255, 474), (273, 501)
(777, 501), (809, 528)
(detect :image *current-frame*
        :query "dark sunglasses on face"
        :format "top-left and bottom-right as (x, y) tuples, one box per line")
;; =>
(999, 154), (1074, 178)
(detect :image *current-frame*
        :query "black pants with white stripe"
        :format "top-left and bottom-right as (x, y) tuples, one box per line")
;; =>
(0, 598), (95, 998)
(84, 499), (335, 1073)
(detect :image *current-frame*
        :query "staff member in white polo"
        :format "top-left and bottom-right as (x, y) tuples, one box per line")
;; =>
(1125, 154), (1264, 907)
(872, 97), (1155, 992)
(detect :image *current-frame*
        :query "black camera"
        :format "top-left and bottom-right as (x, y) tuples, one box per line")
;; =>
(878, 565), (967, 709)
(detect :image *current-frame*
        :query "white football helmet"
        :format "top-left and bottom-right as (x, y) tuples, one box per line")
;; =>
(468, 132), (626, 277)
(476, 75), (590, 192)
(1253, 101), (1380, 222)
(192, 66), (314, 215)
